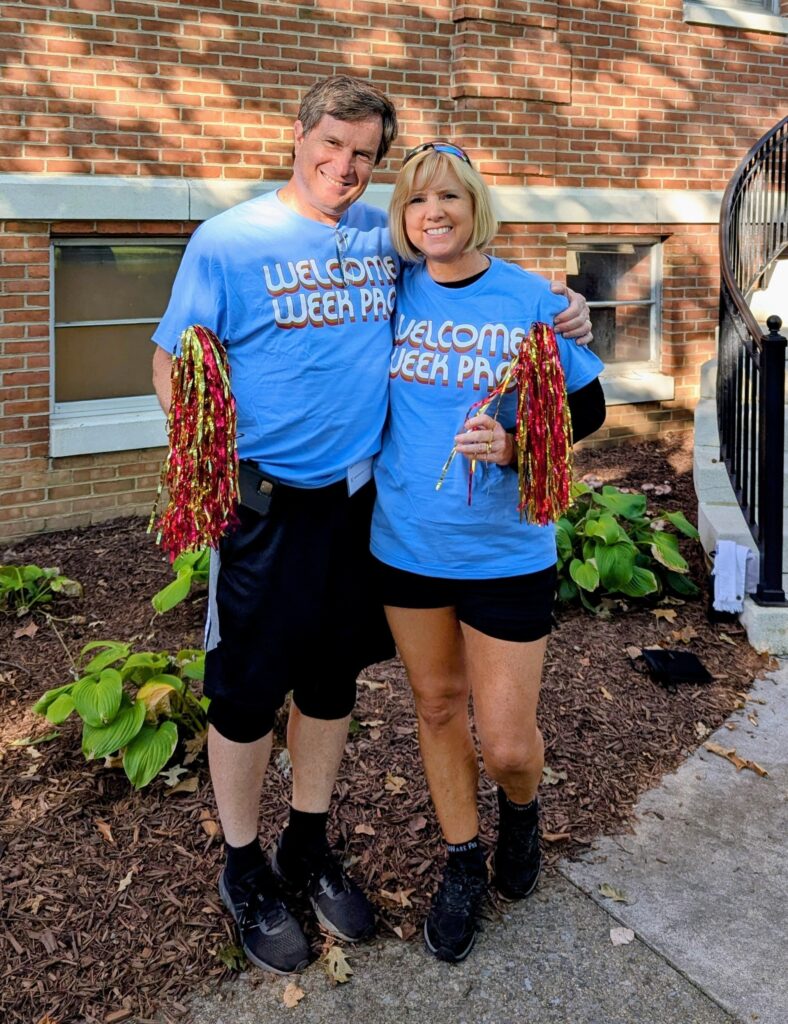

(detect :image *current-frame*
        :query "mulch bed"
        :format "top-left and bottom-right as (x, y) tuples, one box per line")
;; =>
(0, 432), (772, 1024)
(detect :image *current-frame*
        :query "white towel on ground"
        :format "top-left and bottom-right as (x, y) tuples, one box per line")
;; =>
(712, 540), (755, 612)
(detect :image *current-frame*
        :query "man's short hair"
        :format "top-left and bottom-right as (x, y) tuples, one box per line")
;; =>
(297, 75), (398, 165)
(389, 148), (499, 263)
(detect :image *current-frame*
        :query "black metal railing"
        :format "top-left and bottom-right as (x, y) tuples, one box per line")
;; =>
(718, 115), (787, 605)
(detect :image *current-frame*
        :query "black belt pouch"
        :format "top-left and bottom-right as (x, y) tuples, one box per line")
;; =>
(238, 461), (278, 515)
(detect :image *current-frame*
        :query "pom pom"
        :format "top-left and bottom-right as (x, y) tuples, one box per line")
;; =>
(436, 322), (572, 525)
(148, 325), (239, 560)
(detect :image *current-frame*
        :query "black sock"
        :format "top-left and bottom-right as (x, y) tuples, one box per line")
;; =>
(279, 807), (329, 867)
(446, 836), (486, 878)
(498, 787), (539, 822)
(225, 837), (265, 887)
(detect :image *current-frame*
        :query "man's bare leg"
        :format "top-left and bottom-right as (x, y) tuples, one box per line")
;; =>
(287, 704), (351, 812)
(208, 725), (272, 846)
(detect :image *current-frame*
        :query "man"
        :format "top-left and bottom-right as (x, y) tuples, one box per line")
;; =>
(152, 75), (592, 975)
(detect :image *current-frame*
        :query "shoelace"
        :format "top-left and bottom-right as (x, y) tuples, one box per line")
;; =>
(232, 867), (289, 931)
(434, 864), (486, 916)
(310, 849), (351, 896)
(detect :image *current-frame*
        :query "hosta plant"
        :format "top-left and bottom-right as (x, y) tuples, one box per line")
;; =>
(556, 482), (701, 612)
(33, 641), (207, 789)
(0, 564), (82, 616)
(151, 548), (210, 614)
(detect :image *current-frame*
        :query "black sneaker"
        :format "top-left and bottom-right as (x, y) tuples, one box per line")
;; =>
(493, 791), (542, 901)
(423, 860), (487, 963)
(271, 839), (376, 942)
(218, 864), (311, 974)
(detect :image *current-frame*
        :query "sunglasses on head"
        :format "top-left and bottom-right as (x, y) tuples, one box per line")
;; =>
(402, 141), (473, 168)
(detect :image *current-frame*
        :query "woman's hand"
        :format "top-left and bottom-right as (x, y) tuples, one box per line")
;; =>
(455, 413), (514, 467)
(550, 282), (593, 346)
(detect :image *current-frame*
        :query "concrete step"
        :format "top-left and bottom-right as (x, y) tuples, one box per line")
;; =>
(694, 379), (788, 654)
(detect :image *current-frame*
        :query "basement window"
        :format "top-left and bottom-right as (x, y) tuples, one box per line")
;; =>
(566, 239), (674, 406)
(566, 239), (661, 366)
(51, 239), (186, 457)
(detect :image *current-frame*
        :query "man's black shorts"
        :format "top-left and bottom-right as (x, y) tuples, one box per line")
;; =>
(204, 478), (395, 719)
(373, 559), (557, 643)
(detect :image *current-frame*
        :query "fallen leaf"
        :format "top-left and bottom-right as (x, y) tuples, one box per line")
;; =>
(29, 893), (45, 914)
(103, 753), (124, 769)
(14, 620), (39, 639)
(160, 764), (188, 787)
(282, 982), (305, 1008)
(166, 775), (199, 796)
(541, 766), (568, 786)
(610, 927), (635, 946)
(34, 1015), (58, 1024)
(117, 869), (134, 893)
(542, 830), (571, 843)
(24, 745), (42, 760)
(625, 646), (642, 660)
(354, 823), (375, 836)
(201, 817), (219, 837)
(95, 819), (114, 844)
(360, 719), (384, 728)
(9, 731), (59, 747)
(216, 943), (245, 971)
(321, 944), (353, 984)
(703, 741), (768, 777)
(379, 888), (414, 908)
(694, 721), (710, 739)
(718, 632), (738, 646)
(652, 608), (677, 623)
(598, 883), (629, 903)
(670, 625), (698, 644)
(408, 814), (427, 833)
(385, 773), (406, 795)
(183, 730), (208, 762)
(600, 686), (614, 701)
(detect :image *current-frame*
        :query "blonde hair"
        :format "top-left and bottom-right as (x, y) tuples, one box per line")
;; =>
(389, 148), (498, 263)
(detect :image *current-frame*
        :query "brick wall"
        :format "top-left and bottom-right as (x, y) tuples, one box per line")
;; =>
(1, 1), (786, 540)
(1, 1), (785, 185)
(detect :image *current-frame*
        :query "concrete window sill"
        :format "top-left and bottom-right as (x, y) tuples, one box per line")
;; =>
(50, 397), (166, 458)
(683, 2), (788, 35)
(600, 369), (675, 406)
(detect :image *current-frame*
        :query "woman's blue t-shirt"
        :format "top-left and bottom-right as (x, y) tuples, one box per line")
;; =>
(371, 258), (604, 579)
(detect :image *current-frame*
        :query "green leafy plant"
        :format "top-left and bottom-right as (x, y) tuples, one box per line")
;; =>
(33, 642), (207, 789)
(556, 483), (701, 613)
(151, 549), (210, 614)
(0, 564), (82, 616)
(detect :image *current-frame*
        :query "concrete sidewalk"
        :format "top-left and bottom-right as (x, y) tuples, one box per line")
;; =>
(189, 664), (787, 1024)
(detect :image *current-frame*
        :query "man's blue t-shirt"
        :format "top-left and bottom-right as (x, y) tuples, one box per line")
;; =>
(371, 258), (605, 578)
(153, 191), (398, 487)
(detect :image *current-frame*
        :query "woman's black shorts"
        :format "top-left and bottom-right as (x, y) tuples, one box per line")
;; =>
(373, 559), (557, 643)
(204, 478), (394, 740)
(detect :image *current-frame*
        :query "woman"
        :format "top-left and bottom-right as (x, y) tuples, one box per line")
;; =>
(371, 142), (606, 962)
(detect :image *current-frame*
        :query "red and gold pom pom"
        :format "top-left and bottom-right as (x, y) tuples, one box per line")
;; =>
(437, 322), (572, 526)
(148, 325), (239, 560)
